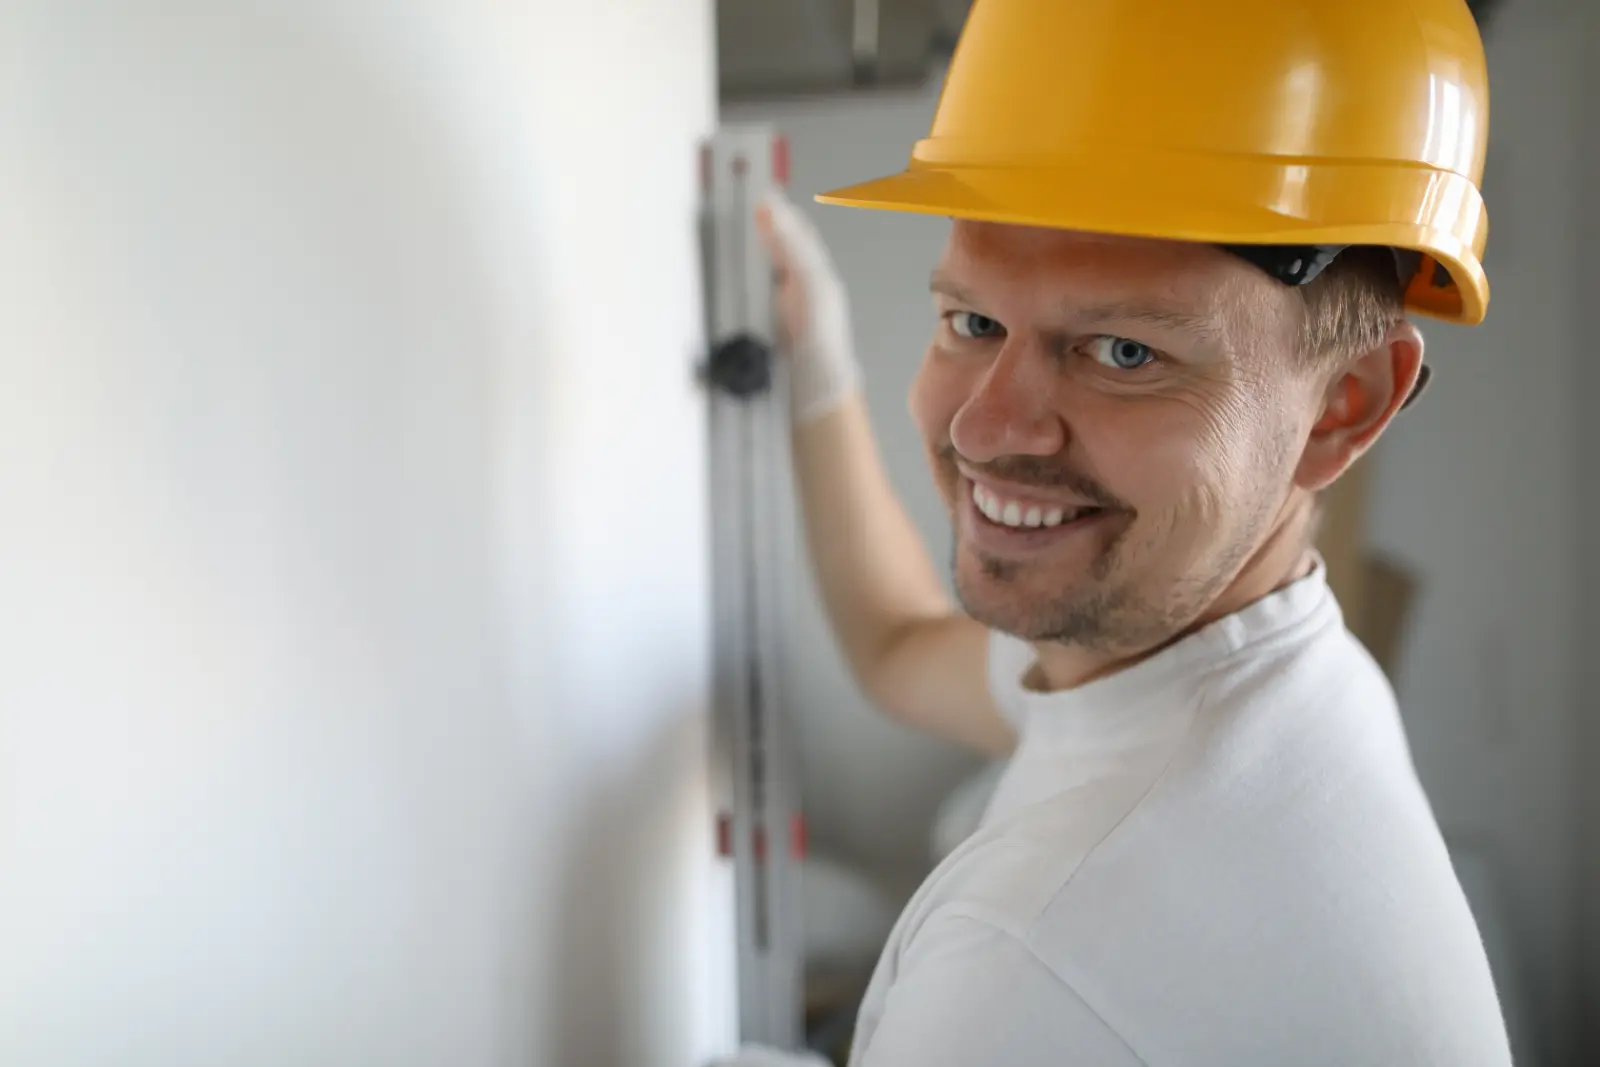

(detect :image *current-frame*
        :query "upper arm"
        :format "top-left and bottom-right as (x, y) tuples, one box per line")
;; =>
(863, 615), (1018, 757)
(854, 912), (1146, 1067)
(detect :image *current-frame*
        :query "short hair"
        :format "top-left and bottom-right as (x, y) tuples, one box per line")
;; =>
(1295, 247), (1408, 364)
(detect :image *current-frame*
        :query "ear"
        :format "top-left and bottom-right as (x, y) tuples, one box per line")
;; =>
(1294, 320), (1425, 492)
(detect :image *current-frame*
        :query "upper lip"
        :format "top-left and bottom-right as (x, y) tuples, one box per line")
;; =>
(957, 465), (1104, 511)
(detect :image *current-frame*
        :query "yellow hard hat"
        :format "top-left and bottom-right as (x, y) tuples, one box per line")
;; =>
(817, 0), (1491, 325)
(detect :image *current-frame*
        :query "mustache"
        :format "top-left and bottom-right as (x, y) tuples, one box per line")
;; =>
(939, 446), (1127, 510)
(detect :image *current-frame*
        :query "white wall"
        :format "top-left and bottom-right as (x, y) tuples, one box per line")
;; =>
(736, 2), (1589, 1058)
(0, 5), (734, 1067)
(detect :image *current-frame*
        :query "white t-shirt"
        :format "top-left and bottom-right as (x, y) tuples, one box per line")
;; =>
(846, 565), (1513, 1066)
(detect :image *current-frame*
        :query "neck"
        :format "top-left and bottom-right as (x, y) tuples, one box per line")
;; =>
(1029, 492), (1318, 693)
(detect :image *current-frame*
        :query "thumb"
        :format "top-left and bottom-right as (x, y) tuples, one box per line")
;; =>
(755, 190), (835, 282)
(753, 201), (793, 278)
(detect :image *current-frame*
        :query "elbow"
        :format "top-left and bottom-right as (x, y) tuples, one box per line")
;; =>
(847, 621), (926, 723)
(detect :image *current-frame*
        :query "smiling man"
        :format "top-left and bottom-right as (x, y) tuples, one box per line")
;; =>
(730, 0), (1515, 1064)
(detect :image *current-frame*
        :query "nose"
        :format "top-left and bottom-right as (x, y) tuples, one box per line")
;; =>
(948, 339), (1067, 463)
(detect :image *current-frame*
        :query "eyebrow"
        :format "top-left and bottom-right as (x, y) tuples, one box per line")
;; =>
(929, 270), (1223, 345)
(1074, 302), (1223, 344)
(929, 271), (982, 307)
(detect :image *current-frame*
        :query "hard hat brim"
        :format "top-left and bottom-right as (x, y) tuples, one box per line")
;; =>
(816, 155), (1488, 326)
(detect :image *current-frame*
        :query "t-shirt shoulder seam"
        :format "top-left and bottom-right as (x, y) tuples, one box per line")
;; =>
(934, 906), (1154, 1066)
(1008, 608), (1349, 920)
(1023, 676), (1216, 917)
(1201, 596), (1342, 676)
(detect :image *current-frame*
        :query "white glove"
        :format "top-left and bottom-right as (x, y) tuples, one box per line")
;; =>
(754, 191), (864, 424)
(708, 1043), (835, 1067)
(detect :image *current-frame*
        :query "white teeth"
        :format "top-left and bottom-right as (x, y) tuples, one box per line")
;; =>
(971, 484), (1086, 529)
(973, 485), (999, 523)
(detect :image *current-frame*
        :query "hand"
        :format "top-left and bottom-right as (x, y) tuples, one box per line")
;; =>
(707, 1043), (836, 1067)
(753, 191), (863, 424)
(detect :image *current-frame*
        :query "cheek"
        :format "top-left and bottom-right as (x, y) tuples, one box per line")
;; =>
(909, 352), (975, 507)
(907, 350), (952, 439)
(1087, 392), (1266, 518)
(910, 350), (960, 445)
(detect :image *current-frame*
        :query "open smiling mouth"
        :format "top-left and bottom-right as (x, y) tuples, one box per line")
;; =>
(970, 482), (1105, 530)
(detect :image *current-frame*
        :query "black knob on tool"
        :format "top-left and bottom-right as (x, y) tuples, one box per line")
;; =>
(704, 332), (773, 399)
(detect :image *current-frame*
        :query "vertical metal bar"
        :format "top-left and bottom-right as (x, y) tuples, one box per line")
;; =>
(852, 0), (882, 83)
(700, 124), (803, 1051)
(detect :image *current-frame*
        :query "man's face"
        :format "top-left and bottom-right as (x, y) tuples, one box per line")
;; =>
(910, 221), (1321, 651)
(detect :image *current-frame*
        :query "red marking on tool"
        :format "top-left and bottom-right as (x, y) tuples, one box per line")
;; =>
(772, 136), (791, 187)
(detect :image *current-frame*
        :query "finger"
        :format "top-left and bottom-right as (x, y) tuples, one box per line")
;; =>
(752, 203), (793, 276)
(758, 191), (832, 278)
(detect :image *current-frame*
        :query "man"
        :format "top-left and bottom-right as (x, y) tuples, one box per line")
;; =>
(722, 0), (1512, 1063)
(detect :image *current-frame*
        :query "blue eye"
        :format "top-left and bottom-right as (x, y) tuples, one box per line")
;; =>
(1087, 335), (1155, 370)
(949, 311), (1004, 339)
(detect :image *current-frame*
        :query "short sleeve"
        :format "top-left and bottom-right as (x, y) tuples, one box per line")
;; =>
(985, 629), (1036, 733)
(852, 911), (1146, 1067)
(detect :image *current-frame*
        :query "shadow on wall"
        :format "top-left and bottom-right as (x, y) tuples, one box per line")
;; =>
(545, 695), (725, 1067)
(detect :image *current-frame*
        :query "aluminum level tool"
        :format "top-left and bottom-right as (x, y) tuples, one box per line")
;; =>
(699, 123), (806, 1051)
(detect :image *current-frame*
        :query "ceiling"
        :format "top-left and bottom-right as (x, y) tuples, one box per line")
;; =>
(717, 0), (961, 100)
(717, 0), (1509, 102)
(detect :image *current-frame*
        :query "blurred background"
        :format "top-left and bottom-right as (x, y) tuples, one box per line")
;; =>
(1, 2), (1596, 1066)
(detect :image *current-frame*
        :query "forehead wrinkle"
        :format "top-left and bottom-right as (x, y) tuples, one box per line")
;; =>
(1068, 301), (1225, 347)
(934, 252), (1233, 349)
(933, 234), (1283, 357)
